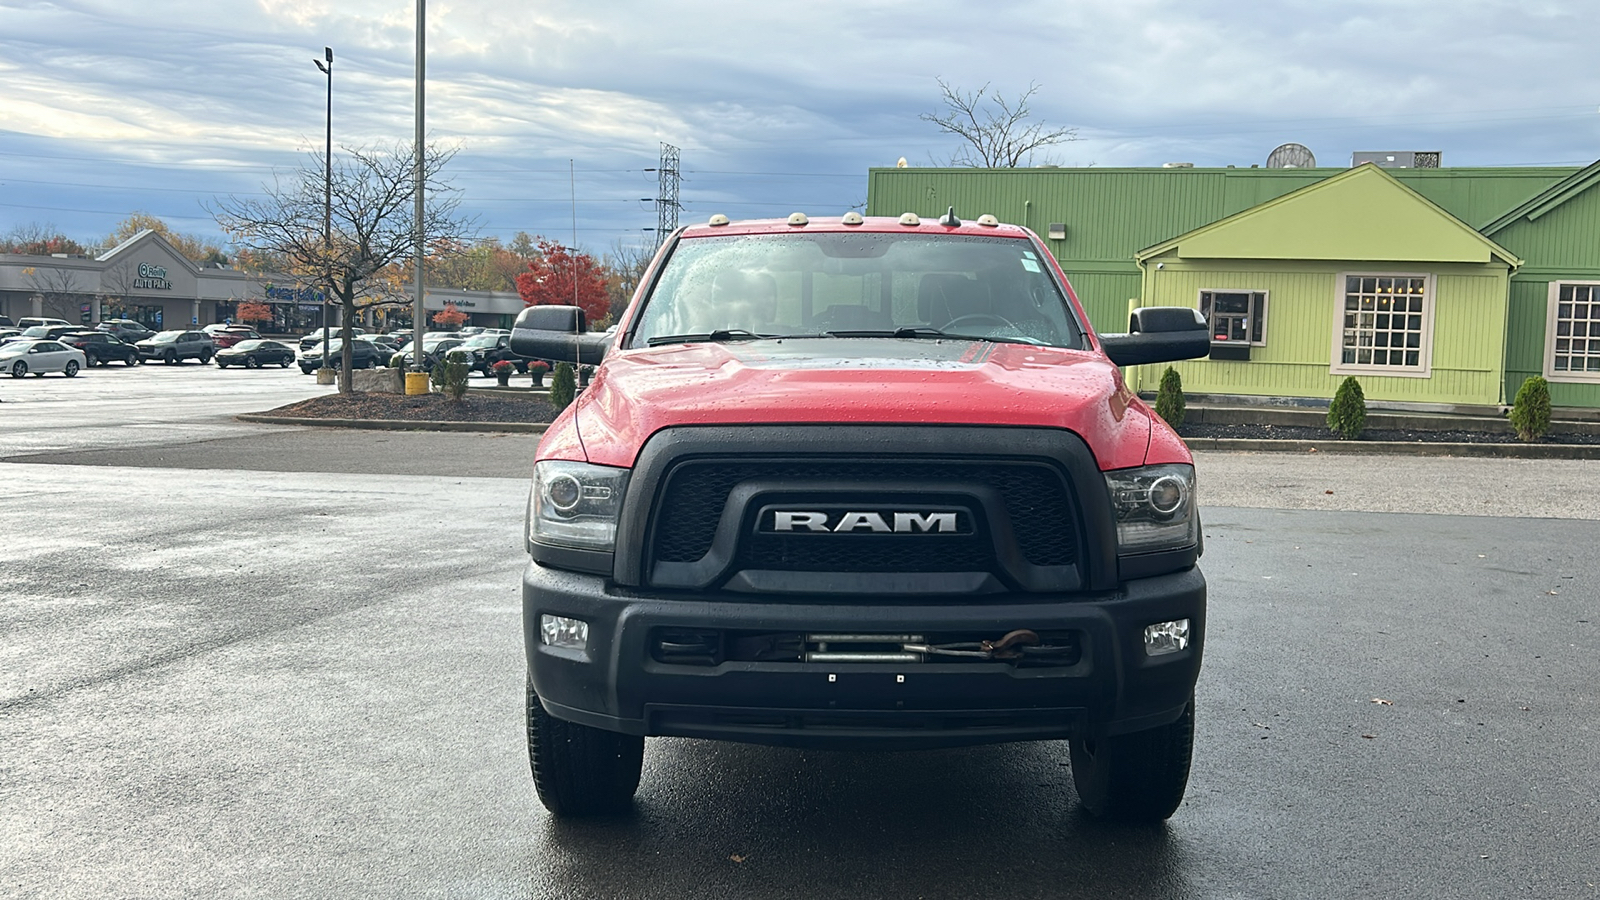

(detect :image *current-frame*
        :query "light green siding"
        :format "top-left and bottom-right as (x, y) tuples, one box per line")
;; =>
(1129, 259), (1508, 406)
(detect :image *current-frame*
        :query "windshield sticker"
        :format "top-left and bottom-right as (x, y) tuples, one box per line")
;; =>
(1020, 259), (1041, 273)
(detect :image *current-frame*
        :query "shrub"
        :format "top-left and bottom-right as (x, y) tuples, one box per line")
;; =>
(1509, 375), (1551, 442)
(1327, 376), (1366, 439)
(1154, 366), (1185, 428)
(549, 362), (576, 411)
(386, 353), (404, 368)
(431, 350), (471, 401)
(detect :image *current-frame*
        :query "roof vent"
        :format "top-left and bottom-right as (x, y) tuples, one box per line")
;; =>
(841, 211), (864, 225)
(898, 213), (921, 226)
(975, 214), (1000, 227)
(1162, 162), (1195, 168)
(707, 214), (730, 226)
(787, 212), (809, 227)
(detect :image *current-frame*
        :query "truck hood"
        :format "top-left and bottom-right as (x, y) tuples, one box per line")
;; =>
(546, 338), (1174, 471)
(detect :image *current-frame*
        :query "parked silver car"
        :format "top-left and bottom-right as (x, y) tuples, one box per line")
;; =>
(136, 330), (215, 364)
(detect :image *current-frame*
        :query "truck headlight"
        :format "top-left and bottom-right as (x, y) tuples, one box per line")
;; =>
(528, 461), (630, 552)
(1104, 464), (1198, 555)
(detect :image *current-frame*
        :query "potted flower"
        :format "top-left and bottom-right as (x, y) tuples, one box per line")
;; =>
(490, 360), (517, 386)
(528, 360), (550, 388)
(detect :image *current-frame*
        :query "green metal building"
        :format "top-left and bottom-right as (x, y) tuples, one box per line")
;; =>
(866, 162), (1600, 409)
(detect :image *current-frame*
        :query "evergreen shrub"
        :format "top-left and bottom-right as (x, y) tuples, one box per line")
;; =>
(1327, 376), (1366, 439)
(550, 362), (576, 411)
(1509, 376), (1551, 442)
(1154, 366), (1186, 428)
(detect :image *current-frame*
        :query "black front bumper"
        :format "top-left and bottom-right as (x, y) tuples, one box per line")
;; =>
(523, 562), (1204, 750)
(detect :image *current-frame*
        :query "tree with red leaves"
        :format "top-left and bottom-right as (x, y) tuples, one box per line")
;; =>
(431, 302), (468, 329)
(515, 238), (610, 326)
(236, 302), (274, 326)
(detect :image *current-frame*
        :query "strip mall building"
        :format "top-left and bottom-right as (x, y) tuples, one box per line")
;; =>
(0, 229), (524, 333)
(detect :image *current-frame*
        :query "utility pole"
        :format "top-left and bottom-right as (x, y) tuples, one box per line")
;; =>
(654, 143), (679, 247)
(314, 47), (334, 384)
(411, 0), (426, 375)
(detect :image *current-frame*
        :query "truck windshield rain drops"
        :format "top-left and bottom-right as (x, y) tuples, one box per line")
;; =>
(511, 212), (1212, 823)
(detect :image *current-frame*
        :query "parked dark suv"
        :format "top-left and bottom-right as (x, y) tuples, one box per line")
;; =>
(58, 331), (141, 366)
(97, 320), (156, 344)
(136, 331), (215, 364)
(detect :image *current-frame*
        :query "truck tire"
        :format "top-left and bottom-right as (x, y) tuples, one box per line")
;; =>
(1070, 696), (1194, 823)
(526, 676), (643, 816)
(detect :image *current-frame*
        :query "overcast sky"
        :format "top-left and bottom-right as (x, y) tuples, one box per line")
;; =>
(3, 0), (1597, 256)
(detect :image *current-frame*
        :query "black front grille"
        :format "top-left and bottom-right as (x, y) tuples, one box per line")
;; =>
(650, 459), (1077, 569)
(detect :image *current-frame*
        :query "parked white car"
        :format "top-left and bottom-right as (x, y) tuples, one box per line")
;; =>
(0, 339), (87, 378)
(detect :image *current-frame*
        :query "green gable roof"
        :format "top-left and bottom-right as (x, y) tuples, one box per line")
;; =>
(1480, 158), (1600, 235)
(1136, 164), (1522, 267)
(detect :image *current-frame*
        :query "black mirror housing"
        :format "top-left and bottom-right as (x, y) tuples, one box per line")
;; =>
(509, 305), (609, 365)
(1099, 306), (1211, 368)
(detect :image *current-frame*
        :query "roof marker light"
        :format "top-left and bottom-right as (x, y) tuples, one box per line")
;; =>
(976, 214), (1000, 227)
(841, 211), (864, 225)
(707, 214), (730, 226)
(787, 212), (809, 226)
(898, 213), (921, 226)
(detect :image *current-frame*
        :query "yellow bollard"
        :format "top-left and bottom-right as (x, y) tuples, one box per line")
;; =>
(404, 371), (430, 395)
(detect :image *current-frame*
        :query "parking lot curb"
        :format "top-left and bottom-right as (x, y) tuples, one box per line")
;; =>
(1184, 437), (1600, 459)
(236, 414), (549, 434)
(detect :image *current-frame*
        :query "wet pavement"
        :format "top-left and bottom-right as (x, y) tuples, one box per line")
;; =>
(1, 368), (1597, 898)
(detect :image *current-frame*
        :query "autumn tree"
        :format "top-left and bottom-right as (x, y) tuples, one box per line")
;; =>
(431, 302), (468, 329)
(100, 213), (229, 266)
(212, 140), (474, 392)
(2, 223), (89, 257)
(515, 238), (610, 326)
(236, 302), (275, 327)
(920, 79), (1076, 167)
(427, 237), (534, 292)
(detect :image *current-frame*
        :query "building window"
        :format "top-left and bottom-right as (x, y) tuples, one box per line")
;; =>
(1199, 290), (1267, 345)
(1332, 274), (1432, 376)
(1547, 282), (1600, 382)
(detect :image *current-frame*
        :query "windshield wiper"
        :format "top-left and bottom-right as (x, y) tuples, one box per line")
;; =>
(646, 329), (775, 347)
(824, 326), (948, 339)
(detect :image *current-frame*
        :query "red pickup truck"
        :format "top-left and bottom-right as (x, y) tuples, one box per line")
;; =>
(511, 211), (1211, 823)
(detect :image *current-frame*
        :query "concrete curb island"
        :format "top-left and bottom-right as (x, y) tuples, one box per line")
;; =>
(236, 413), (549, 434)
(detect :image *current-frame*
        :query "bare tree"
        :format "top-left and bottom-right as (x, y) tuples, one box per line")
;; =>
(22, 265), (94, 320)
(919, 79), (1076, 168)
(211, 141), (474, 392)
(602, 239), (656, 323)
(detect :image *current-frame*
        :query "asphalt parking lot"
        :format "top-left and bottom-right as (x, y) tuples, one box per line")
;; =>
(1, 366), (1596, 899)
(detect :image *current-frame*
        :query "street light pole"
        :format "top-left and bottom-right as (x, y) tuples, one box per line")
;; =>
(412, 0), (426, 374)
(314, 47), (334, 382)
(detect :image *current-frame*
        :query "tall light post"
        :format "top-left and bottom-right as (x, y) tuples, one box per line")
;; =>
(314, 46), (334, 381)
(412, 0), (426, 374)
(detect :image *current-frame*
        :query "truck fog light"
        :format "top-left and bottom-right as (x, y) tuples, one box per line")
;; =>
(540, 614), (589, 649)
(1143, 618), (1190, 656)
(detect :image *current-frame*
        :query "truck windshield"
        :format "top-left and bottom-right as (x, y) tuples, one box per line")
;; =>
(629, 232), (1086, 350)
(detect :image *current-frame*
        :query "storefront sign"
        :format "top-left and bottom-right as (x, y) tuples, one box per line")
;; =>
(135, 263), (173, 291)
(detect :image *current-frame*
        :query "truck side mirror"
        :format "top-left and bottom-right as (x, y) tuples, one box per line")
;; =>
(509, 304), (609, 366)
(1099, 307), (1211, 367)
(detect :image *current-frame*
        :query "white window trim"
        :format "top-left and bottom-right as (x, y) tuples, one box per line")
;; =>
(1544, 280), (1600, 384)
(1329, 271), (1435, 379)
(1197, 288), (1269, 347)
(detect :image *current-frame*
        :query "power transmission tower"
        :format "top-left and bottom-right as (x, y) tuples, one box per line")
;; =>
(654, 143), (680, 247)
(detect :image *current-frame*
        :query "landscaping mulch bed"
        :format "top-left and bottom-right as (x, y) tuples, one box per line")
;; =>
(1178, 422), (1600, 445)
(266, 392), (560, 424)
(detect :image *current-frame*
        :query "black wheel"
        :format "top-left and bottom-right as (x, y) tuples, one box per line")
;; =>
(125, 354), (139, 367)
(199, 352), (212, 365)
(10, 361), (26, 378)
(526, 676), (642, 817)
(245, 356), (261, 369)
(163, 350), (176, 365)
(279, 359), (291, 368)
(1070, 696), (1194, 823)
(64, 360), (79, 377)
